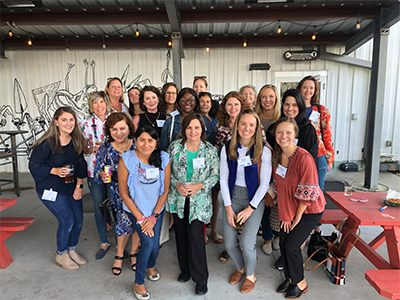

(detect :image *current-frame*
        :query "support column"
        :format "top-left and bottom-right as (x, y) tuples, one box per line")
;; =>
(364, 15), (389, 190)
(171, 32), (182, 89)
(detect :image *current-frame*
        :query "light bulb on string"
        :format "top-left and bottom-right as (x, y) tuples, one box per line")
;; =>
(8, 30), (13, 37)
(135, 23), (140, 37)
(28, 37), (32, 46)
(356, 20), (361, 29)
(206, 38), (210, 52)
(277, 21), (282, 34)
(168, 40), (172, 47)
(311, 26), (317, 40)
(102, 37), (106, 49)
(66, 39), (69, 51)
(243, 36), (247, 47)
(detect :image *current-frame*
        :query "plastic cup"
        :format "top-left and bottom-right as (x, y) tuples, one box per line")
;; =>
(64, 164), (74, 183)
(344, 179), (353, 196)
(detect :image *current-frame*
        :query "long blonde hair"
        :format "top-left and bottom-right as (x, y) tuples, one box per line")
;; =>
(32, 107), (83, 155)
(271, 117), (299, 167)
(228, 109), (264, 164)
(255, 84), (281, 122)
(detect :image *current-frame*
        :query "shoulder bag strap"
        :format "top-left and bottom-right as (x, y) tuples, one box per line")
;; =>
(316, 104), (324, 142)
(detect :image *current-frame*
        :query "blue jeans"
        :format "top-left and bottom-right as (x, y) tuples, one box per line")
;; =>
(317, 155), (328, 194)
(39, 193), (83, 254)
(87, 177), (108, 244)
(127, 211), (163, 285)
(261, 206), (280, 241)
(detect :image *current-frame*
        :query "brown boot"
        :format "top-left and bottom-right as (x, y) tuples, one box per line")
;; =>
(55, 252), (79, 270)
(68, 250), (87, 265)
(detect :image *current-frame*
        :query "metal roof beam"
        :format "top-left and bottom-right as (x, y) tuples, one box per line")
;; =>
(319, 46), (372, 69)
(165, 0), (180, 32)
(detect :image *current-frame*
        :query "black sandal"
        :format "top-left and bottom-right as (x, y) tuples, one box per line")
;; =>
(130, 253), (138, 272)
(112, 255), (124, 276)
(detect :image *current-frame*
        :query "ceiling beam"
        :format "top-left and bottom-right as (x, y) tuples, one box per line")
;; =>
(2, 34), (351, 50)
(1, 6), (380, 26)
(165, 0), (181, 32)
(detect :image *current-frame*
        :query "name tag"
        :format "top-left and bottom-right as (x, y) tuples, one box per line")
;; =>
(293, 138), (298, 146)
(42, 189), (58, 201)
(146, 168), (159, 179)
(238, 155), (252, 167)
(156, 120), (165, 127)
(276, 164), (287, 178)
(170, 110), (179, 116)
(309, 110), (320, 123)
(193, 157), (205, 169)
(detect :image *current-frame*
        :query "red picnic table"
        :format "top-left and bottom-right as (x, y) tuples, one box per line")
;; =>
(0, 198), (35, 269)
(325, 192), (400, 299)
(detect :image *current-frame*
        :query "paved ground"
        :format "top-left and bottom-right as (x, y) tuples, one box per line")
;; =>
(0, 170), (399, 300)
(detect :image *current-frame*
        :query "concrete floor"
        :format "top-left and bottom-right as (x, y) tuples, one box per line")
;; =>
(0, 170), (399, 300)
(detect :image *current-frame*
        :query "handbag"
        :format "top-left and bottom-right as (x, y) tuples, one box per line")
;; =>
(304, 226), (361, 285)
(307, 218), (347, 262)
(98, 183), (117, 227)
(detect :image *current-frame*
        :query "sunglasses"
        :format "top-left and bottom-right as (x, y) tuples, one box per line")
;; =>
(194, 76), (207, 80)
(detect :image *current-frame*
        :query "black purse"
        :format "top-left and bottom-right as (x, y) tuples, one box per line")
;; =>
(307, 218), (347, 262)
(98, 184), (117, 227)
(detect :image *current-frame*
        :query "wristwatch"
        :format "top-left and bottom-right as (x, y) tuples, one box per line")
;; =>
(152, 212), (160, 219)
(76, 184), (84, 189)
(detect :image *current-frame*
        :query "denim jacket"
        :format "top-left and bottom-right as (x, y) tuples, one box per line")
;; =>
(166, 139), (219, 223)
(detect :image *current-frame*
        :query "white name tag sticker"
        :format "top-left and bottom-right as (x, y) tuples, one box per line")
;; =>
(276, 164), (287, 178)
(156, 120), (165, 127)
(169, 110), (180, 116)
(42, 189), (58, 201)
(193, 157), (205, 169)
(238, 155), (252, 167)
(309, 110), (320, 123)
(293, 138), (299, 146)
(146, 168), (159, 179)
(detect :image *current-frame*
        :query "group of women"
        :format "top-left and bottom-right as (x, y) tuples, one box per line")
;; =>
(29, 75), (333, 300)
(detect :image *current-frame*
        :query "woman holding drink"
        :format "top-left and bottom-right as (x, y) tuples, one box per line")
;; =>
(94, 112), (140, 275)
(80, 91), (113, 259)
(29, 107), (88, 270)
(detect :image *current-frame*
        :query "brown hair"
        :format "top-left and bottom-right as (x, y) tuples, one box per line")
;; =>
(180, 113), (206, 145)
(161, 82), (179, 112)
(139, 85), (165, 112)
(192, 76), (208, 89)
(228, 109), (264, 164)
(32, 107), (83, 155)
(216, 91), (250, 127)
(296, 75), (319, 105)
(104, 112), (135, 142)
(271, 117), (299, 167)
(105, 77), (124, 103)
(255, 84), (281, 122)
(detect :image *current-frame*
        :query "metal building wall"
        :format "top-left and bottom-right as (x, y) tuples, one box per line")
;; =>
(0, 22), (399, 172)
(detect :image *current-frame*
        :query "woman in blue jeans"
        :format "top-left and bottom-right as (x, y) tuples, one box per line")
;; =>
(29, 107), (88, 270)
(119, 126), (171, 300)
(80, 91), (113, 259)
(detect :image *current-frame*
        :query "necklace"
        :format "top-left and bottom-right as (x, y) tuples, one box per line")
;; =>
(113, 139), (131, 154)
(144, 112), (160, 127)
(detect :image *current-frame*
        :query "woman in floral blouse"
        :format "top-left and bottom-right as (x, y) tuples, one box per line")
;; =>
(166, 113), (219, 296)
(80, 91), (112, 259)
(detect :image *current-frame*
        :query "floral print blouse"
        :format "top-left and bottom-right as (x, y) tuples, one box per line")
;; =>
(310, 105), (334, 165)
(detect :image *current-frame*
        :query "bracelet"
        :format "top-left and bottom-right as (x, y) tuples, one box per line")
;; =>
(150, 215), (157, 224)
(137, 219), (144, 224)
(76, 184), (83, 189)
(137, 216), (145, 222)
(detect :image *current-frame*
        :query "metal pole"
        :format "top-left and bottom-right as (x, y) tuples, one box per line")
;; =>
(171, 32), (182, 89)
(364, 14), (389, 190)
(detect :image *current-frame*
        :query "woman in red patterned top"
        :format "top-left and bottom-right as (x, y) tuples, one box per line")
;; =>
(297, 76), (334, 194)
(272, 117), (325, 299)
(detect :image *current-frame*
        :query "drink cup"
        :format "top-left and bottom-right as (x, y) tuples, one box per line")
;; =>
(235, 219), (244, 230)
(64, 164), (74, 183)
(344, 179), (353, 196)
(104, 165), (112, 183)
(95, 142), (102, 146)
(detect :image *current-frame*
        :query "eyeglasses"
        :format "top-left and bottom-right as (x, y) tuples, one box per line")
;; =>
(137, 163), (158, 185)
(180, 98), (195, 103)
(194, 76), (207, 80)
(166, 92), (176, 95)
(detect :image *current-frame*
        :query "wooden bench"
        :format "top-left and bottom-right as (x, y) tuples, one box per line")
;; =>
(0, 217), (35, 269)
(365, 269), (400, 299)
(320, 210), (347, 225)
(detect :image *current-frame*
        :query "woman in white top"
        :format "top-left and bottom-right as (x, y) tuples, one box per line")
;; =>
(220, 109), (272, 294)
(105, 77), (130, 116)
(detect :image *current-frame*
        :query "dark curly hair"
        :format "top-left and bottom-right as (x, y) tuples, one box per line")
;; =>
(104, 112), (135, 142)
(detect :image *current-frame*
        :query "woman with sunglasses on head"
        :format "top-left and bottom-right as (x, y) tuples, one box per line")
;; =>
(105, 77), (131, 117)
(29, 107), (87, 270)
(94, 112), (140, 275)
(255, 84), (281, 256)
(159, 87), (215, 151)
(272, 117), (325, 299)
(161, 82), (180, 116)
(193, 76), (219, 119)
(119, 126), (171, 300)
(220, 109), (272, 294)
(132, 86), (167, 138)
(128, 86), (144, 117)
(80, 91), (113, 259)
(166, 113), (219, 296)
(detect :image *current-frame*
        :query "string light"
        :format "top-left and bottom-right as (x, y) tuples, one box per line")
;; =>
(205, 38), (210, 52)
(66, 39), (69, 51)
(243, 36), (247, 47)
(135, 23), (140, 37)
(277, 20), (282, 34)
(8, 29), (13, 37)
(311, 26), (317, 40)
(27, 37), (32, 46)
(102, 37), (106, 49)
(356, 20), (361, 29)
(168, 39), (172, 47)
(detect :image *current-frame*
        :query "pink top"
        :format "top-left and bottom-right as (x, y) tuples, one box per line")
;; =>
(273, 147), (326, 222)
